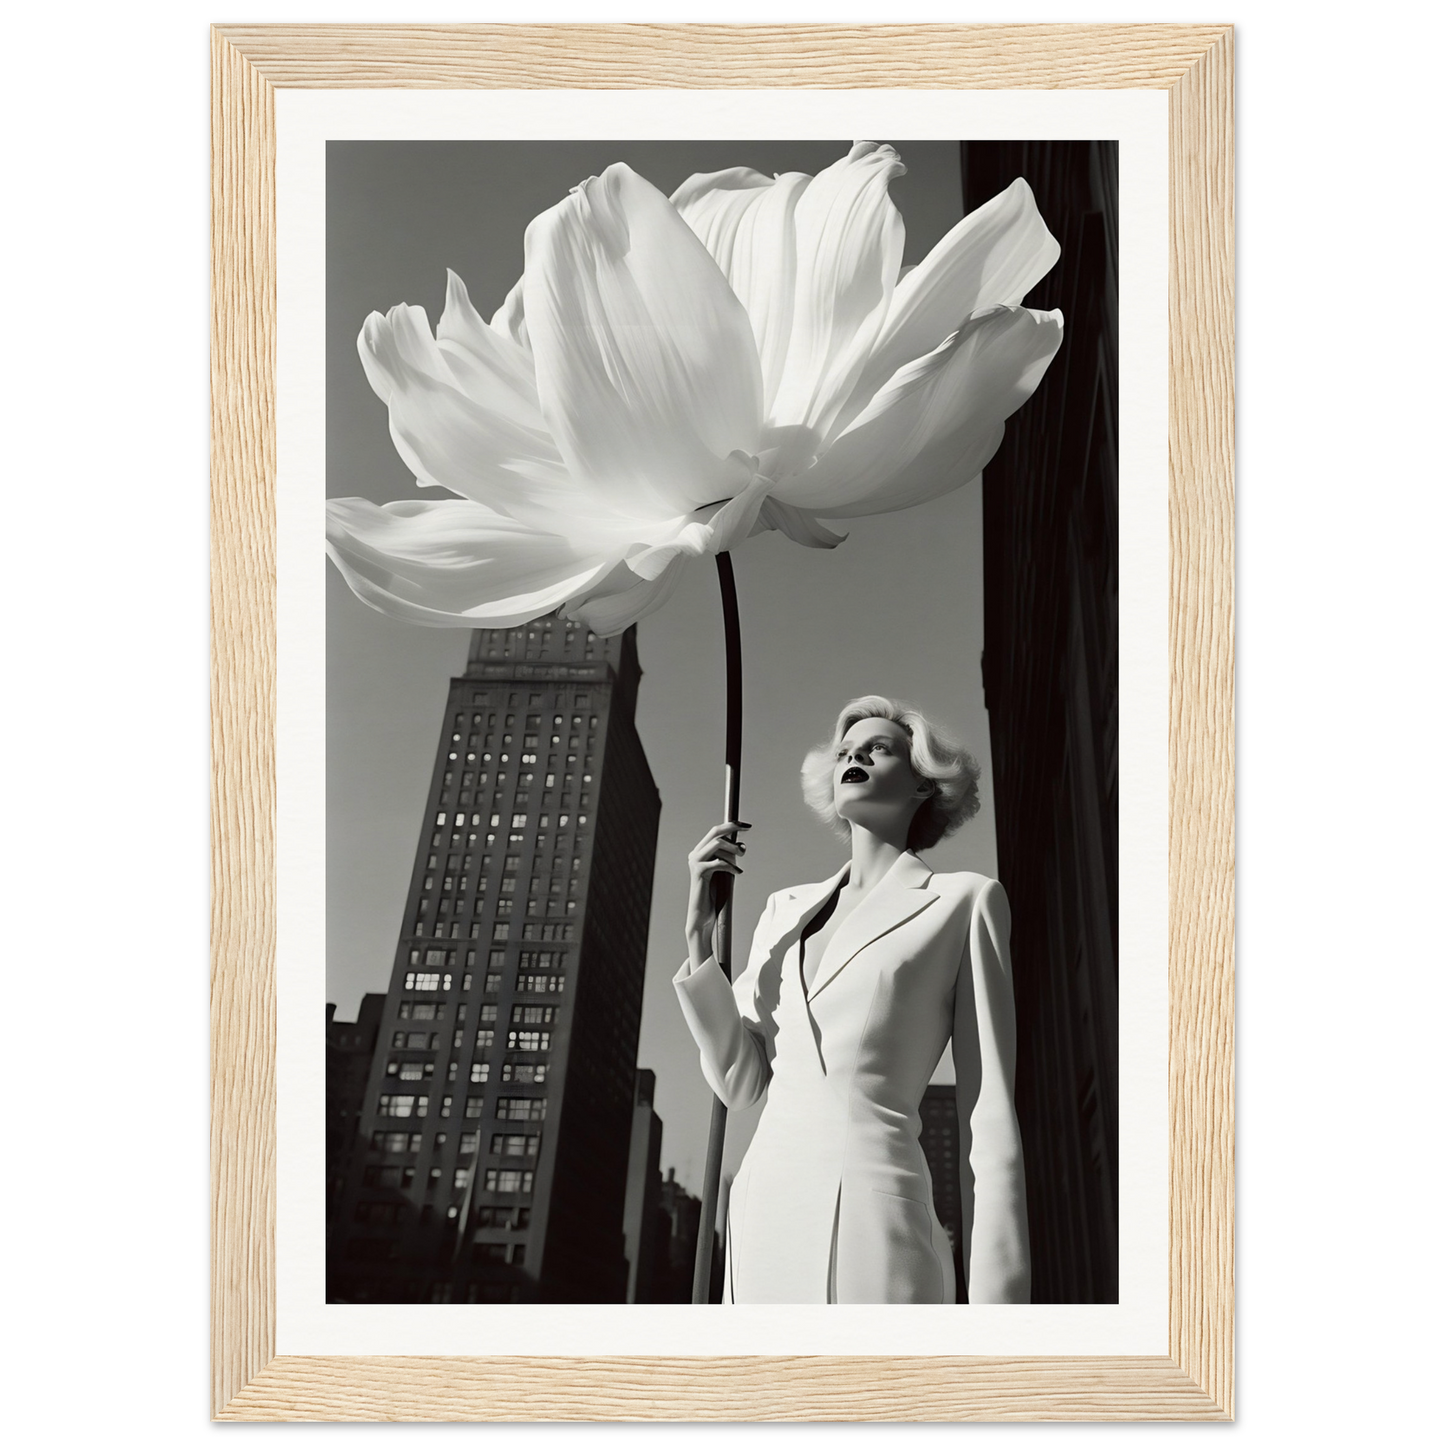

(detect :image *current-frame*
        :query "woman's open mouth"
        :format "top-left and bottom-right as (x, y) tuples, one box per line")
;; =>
(840, 766), (869, 784)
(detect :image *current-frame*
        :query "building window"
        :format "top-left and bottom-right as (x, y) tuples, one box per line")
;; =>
(474, 1029), (495, 1051)
(507, 1030), (550, 1052)
(470, 1061), (490, 1084)
(371, 1130), (423, 1153)
(386, 1060), (434, 1081)
(404, 971), (441, 992)
(397, 1001), (442, 1021)
(484, 1168), (534, 1194)
(362, 1165), (414, 1189)
(500, 1061), (547, 1084)
(484, 972), (502, 993)
(516, 973), (565, 994)
(521, 922), (575, 942)
(497, 1096), (547, 1121)
(490, 1132), (540, 1157)
(492, 922), (509, 941)
(464, 1096), (486, 1119)
(518, 949), (562, 968)
(459, 1132), (479, 1155)
(511, 1004), (557, 1025)
(439, 1096), (454, 1118)
(479, 1004), (498, 1022)
(378, 1094), (427, 1118)
(392, 1030), (436, 1049)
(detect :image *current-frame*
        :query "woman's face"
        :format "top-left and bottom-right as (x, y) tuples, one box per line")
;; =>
(832, 717), (929, 832)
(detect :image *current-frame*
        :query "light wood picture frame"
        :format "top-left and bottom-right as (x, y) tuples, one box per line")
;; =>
(211, 22), (1233, 1421)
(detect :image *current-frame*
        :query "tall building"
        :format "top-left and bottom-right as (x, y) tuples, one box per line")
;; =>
(968, 140), (1120, 1302)
(621, 1068), (663, 1304)
(329, 618), (661, 1303)
(326, 993), (386, 1239)
(918, 1084), (966, 1298)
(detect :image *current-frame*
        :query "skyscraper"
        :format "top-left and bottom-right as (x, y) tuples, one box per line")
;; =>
(329, 618), (661, 1303)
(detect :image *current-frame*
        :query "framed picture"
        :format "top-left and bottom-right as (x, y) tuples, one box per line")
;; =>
(212, 22), (1233, 1421)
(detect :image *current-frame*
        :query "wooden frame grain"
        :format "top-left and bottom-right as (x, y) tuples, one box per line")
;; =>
(211, 22), (1233, 1421)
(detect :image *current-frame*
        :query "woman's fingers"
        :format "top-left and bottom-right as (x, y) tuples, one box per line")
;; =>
(693, 858), (743, 877)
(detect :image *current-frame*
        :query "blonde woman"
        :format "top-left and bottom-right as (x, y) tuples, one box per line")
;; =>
(675, 696), (1028, 1304)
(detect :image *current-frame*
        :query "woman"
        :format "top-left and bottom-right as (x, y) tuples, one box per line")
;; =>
(674, 696), (1029, 1304)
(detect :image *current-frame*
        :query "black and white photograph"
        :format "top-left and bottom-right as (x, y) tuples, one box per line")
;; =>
(321, 137), (1119, 1309)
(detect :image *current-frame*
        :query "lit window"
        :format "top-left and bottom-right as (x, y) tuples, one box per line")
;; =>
(470, 1060), (490, 1084)
(404, 972), (441, 992)
(453, 1168), (471, 1190)
(490, 1132), (540, 1157)
(378, 1094), (427, 1118)
(370, 1130), (423, 1154)
(386, 1060), (433, 1082)
(489, 813), (502, 827)
(497, 1097), (547, 1121)
(492, 922), (510, 941)
(484, 972), (502, 993)
(500, 1061), (547, 1084)
(480, 1004), (498, 1022)
(516, 973), (565, 994)
(507, 1030), (550, 1052)
(474, 1029), (494, 1050)
(484, 1168), (534, 1194)
(465, 1097), (486, 1119)
(511, 1004), (557, 1025)
(459, 1132), (479, 1155)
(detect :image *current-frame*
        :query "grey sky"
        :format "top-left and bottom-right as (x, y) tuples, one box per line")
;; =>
(327, 140), (998, 1194)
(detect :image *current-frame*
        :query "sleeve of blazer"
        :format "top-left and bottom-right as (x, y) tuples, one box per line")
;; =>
(952, 878), (1030, 1303)
(672, 892), (778, 1110)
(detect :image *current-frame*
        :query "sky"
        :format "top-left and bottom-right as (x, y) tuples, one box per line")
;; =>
(327, 139), (1003, 1194)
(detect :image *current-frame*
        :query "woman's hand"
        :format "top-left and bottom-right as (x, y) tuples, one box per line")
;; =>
(684, 821), (751, 969)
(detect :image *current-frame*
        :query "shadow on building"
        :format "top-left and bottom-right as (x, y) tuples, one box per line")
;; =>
(967, 140), (1120, 1303)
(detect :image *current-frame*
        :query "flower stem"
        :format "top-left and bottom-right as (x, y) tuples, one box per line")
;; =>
(691, 552), (743, 1304)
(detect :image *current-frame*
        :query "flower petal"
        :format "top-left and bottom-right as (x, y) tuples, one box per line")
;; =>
(767, 142), (906, 438)
(671, 166), (810, 418)
(755, 497), (848, 549)
(622, 475), (774, 581)
(357, 304), (603, 534)
(840, 178), (1060, 433)
(490, 274), (529, 350)
(436, 269), (540, 418)
(566, 555), (691, 637)
(325, 496), (614, 628)
(777, 304), (1064, 516)
(523, 162), (763, 518)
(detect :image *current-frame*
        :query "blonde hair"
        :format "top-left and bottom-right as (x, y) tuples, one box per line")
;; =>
(800, 695), (982, 852)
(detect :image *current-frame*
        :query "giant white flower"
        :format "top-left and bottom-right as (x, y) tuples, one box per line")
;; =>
(326, 143), (1063, 635)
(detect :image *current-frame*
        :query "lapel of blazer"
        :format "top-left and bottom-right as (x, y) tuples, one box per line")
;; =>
(805, 851), (937, 1003)
(771, 865), (850, 945)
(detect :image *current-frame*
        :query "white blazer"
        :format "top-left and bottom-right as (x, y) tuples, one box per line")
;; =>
(674, 849), (1029, 1304)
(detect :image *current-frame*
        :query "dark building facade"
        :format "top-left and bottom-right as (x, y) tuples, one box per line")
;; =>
(622, 1069), (663, 1304)
(967, 140), (1120, 1303)
(325, 993), (385, 1239)
(328, 619), (661, 1303)
(918, 1083), (967, 1298)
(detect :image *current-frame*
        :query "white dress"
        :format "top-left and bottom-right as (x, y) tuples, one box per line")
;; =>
(674, 849), (1029, 1303)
